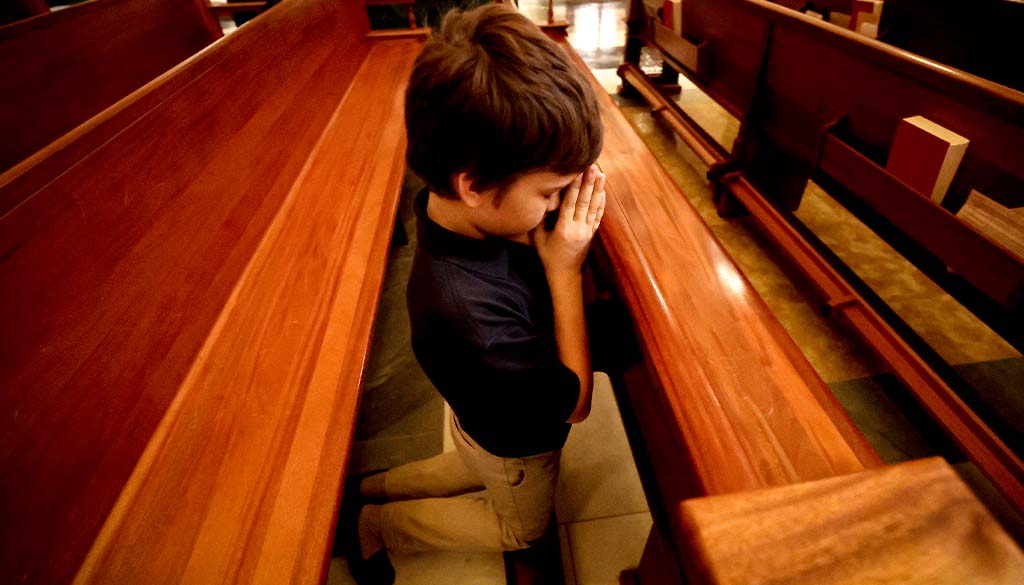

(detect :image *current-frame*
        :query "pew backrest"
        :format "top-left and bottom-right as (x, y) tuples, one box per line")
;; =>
(0, 0), (419, 582)
(0, 0), (222, 172)
(634, 0), (1024, 335)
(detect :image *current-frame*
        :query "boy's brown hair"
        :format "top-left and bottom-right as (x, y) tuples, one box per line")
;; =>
(404, 3), (603, 201)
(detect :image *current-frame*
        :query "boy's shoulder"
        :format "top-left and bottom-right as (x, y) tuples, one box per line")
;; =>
(409, 252), (534, 349)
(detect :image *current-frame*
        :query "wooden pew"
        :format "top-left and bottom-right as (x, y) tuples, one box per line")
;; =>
(545, 14), (1024, 585)
(619, 0), (1024, 519)
(0, 0), (422, 582)
(0, 0), (226, 173)
(549, 28), (887, 584)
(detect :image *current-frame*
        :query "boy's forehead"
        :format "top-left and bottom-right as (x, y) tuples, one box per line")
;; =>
(522, 169), (579, 187)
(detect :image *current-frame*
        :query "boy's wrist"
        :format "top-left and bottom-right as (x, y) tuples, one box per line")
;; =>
(545, 268), (583, 290)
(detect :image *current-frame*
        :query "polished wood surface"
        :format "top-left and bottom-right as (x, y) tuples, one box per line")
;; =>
(0, 0), (414, 582)
(0, 0), (221, 172)
(74, 38), (419, 585)
(679, 457), (1024, 585)
(566, 39), (882, 496)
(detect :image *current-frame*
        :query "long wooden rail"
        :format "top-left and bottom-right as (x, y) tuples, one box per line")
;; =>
(0, 1), (421, 582)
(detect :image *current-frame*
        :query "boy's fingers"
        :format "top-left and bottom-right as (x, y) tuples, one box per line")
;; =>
(594, 188), (606, 232)
(561, 172), (584, 216)
(574, 167), (598, 222)
(587, 175), (606, 224)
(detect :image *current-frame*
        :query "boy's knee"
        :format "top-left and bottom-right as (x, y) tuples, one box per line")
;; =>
(503, 518), (550, 550)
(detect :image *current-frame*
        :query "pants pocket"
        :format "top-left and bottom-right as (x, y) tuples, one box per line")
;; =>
(504, 458), (527, 488)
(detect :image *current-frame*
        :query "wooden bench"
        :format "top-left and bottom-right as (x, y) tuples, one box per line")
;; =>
(619, 0), (1024, 521)
(0, 0), (422, 582)
(540, 14), (1024, 585)
(0, 0), (227, 173)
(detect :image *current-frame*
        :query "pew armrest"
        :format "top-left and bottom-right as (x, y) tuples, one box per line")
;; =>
(678, 457), (1024, 585)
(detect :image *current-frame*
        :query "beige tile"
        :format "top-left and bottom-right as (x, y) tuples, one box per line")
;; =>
(560, 523), (579, 585)
(328, 551), (506, 585)
(557, 373), (649, 523)
(566, 512), (652, 585)
(591, 68), (623, 95)
(796, 182), (1020, 366)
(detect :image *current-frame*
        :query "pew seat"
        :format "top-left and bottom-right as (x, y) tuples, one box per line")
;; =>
(0, 0), (422, 582)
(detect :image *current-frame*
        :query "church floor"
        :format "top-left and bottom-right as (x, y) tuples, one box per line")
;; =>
(333, 0), (1022, 582)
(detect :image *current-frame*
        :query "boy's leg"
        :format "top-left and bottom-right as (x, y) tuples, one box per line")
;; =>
(367, 414), (560, 554)
(361, 411), (485, 500)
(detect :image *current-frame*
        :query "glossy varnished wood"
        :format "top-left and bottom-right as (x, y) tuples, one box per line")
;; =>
(568, 41), (880, 498)
(0, 0), (221, 172)
(0, 1), (379, 582)
(73, 38), (420, 585)
(679, 457), (1024, 584)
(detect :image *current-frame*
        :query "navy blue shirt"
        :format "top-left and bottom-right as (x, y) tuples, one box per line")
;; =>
(406, 189), (580, 457)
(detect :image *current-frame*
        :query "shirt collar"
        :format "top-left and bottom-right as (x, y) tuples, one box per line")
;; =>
(414, 188), (517, 277)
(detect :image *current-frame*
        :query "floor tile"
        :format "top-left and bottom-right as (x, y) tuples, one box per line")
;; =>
(565, 512), (653, 585)
(557, 373), (649, 523)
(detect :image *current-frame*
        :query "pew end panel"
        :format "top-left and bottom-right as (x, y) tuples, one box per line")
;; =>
(677, 457), (1024, 585)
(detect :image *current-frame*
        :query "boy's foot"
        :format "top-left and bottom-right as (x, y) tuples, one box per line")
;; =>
(348, 549), (395, 585)
(335, 480), (394, 585)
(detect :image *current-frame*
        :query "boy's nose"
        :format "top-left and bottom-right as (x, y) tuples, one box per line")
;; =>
(546, 196), (559, 212)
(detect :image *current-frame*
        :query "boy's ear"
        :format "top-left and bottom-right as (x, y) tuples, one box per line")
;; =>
(452, 171), (487, 208)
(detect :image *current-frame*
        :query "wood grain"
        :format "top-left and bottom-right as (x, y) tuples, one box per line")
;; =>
(567, 40), (881, 501)
(73, 37), (421, 585)
(679, 457), (1024, 585)
(0, 1), (377, 583)
(0, 0), (221, 172)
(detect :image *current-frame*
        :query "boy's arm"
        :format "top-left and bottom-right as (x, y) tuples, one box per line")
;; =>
(534, 165), (606, 423)
(547, 270), (592, 423)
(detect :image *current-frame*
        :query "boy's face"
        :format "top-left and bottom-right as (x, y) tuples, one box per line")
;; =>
(475, 170), (580, 241)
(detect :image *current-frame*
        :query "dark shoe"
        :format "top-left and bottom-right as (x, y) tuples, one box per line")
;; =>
(348, 549), (395, 585)
(333, 479), (363, 557)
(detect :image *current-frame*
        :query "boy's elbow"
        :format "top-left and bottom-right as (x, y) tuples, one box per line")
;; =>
(565, 378), (593, 424)
(566, 406), (591, 424)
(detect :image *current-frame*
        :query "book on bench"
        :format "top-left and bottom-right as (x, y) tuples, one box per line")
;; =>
(886, 115), (969, 205)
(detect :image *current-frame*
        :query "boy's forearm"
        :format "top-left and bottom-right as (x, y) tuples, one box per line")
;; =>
(547, 270), (593, 423)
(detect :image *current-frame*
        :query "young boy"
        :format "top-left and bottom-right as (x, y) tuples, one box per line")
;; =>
(345, 4), (605, 582)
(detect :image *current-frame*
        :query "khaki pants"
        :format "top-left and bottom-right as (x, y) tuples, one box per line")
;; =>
(375, 411), (560, 553)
